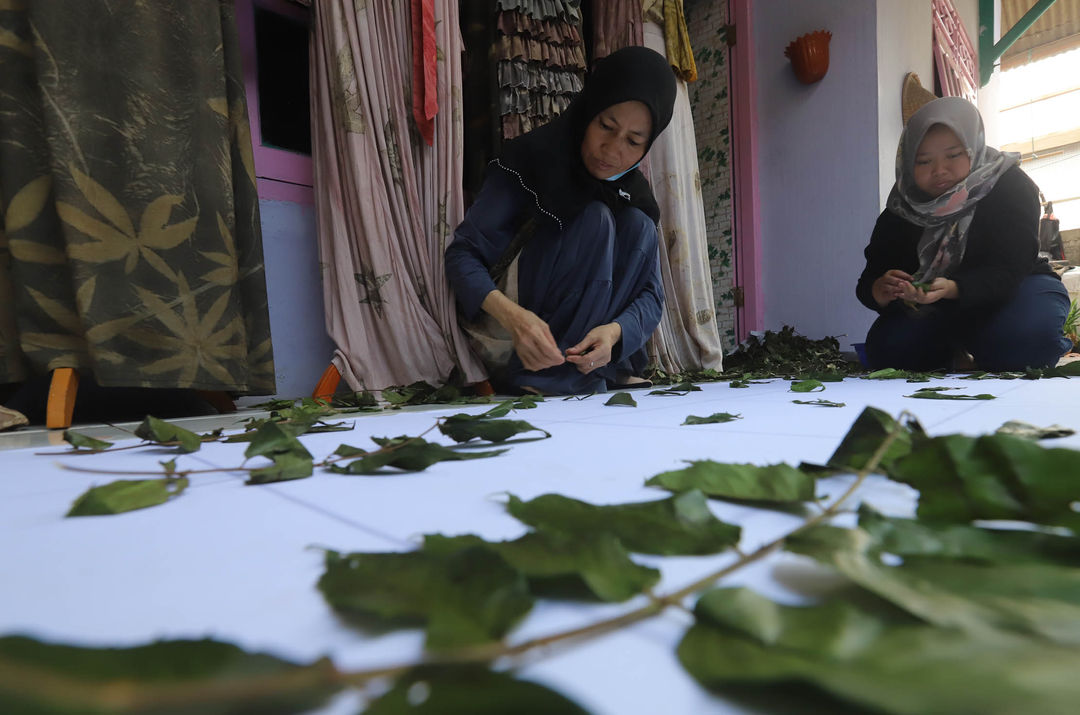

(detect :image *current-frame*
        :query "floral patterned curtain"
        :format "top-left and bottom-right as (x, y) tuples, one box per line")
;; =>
(0, 0), (274, 394)
(310, 0), (486, 391)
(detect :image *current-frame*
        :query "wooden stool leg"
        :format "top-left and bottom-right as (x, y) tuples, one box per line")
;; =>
(46, 368), (79, 429)
(313, 363), (342, 401)
(471, 379), (495, 397)
(197, 390), (236, 414)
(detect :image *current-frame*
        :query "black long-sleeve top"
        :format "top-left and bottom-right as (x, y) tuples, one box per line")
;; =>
(856, 165), (1056, 313)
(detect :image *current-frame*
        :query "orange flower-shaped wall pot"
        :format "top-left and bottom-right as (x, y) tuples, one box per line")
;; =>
(785, 30), (831, 84)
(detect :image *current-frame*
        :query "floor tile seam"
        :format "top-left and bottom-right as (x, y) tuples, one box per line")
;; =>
(255, 485), (416, 549)
(519, 418), (844, 440)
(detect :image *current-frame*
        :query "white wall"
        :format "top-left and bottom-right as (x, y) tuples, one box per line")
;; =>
(752, 0), (880, 349)
(258, 200), (335, 400)
(876, 0), (933, 210)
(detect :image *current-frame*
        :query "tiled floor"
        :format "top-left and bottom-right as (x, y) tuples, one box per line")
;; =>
(1, 375), (1078, 713)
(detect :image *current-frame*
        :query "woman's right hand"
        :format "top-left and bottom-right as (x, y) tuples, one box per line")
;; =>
(871, 269), (914, 307)
(507, 307), (565, 370)
(482, 290), (565, 371)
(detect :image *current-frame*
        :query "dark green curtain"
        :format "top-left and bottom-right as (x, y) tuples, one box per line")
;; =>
(0, 0), (274, 394)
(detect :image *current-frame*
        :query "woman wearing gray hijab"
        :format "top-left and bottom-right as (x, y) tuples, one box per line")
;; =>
(856, 97), (1072, 371)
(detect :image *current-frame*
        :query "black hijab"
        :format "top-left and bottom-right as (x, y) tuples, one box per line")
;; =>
(495, 45), (677, 230)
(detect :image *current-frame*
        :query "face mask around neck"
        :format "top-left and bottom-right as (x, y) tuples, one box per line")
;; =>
(604, 162), (641, 181)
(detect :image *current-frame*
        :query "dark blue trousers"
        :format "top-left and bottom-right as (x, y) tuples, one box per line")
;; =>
(865, 273), (1072, 372)
(507, 201), (660, 394)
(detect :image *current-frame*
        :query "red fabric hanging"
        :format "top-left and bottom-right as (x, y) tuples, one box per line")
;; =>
(411, 0), (437, 145)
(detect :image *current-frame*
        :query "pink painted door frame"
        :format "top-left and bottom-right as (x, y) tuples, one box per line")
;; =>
(235, 0), (315, 204)
(729, 0), (763, 341)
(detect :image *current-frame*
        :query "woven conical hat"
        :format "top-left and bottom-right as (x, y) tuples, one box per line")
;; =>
(901, 72), (937, 125)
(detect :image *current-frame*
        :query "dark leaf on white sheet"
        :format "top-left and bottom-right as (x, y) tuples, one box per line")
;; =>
(887, 432), (1080, 530)
(134, 415), (202, 452)
(67, 477), (189, 516)
(423, 531), (660, 602)
(604, 391), (637, 407)
(826, 407), (921, 473)
(648, 381), (702, 396)
(787, 524), (1080, 645)
(789, 379), (824, 393)
(647, 461), (816, 504)
(329, 436), (506, 474)
(507, 489), (741, 555)
(855, 505), (1080, 567)
(677, 587), (1080, 715)
(317, 548), (533, 650)
(905, 388), (995, 400)
(62, 430), (113, 451)
(682, 412), (742, 425)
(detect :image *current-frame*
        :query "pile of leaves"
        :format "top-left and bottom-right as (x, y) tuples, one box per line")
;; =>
(721, 325), (861, 378)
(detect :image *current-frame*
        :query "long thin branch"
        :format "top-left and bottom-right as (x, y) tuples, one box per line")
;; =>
(15, 411), (910, 711)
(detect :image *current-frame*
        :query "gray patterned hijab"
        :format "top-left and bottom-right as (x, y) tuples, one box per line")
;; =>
(886, 97), (1019, 282)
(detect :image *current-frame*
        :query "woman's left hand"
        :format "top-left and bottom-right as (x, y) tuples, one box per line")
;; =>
(900, 277), (958, 304)
(565, 323), (622, 374)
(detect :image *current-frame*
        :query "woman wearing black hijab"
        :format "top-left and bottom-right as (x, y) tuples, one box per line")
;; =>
(446, 46), (678, 395)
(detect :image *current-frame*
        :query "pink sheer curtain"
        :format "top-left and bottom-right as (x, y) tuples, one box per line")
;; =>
(310, 0), (486, 391)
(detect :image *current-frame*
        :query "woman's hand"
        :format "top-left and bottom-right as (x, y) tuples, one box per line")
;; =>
(565, 323), (622, 374)
(482, 290), (565, 371)
(899, 277), (958, 304)
(871, 269), (914, 307)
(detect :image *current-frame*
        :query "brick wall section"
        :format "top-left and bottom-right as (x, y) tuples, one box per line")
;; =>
(685, 2), (736, 351)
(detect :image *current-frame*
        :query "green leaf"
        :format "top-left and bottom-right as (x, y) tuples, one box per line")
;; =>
(243, 422), (312, 461)
(792, 398), (845, 407)
(423, 531), (659, 602)
(856, 505), (1080, 567)
(826, 407), (919, 473)
(512, 394), (543, 408)
(682, 412), (742, 425)
(604, 391), (637, 407)
(317, 547), (533, 650)
(678, 587), (1080, 715)
(62, 431), (113, 451)
(861, 367), (940, 382)
(721, 326), (860, 377)
(646, 461), (815, 503)
(381, 381), (441, 406)
(67, 478), (188, 516)
(995, 420), (1075, 440)
(246, 452), (314, 485)
(507, 490), (741, 555)
(330, 436), (507, 474)
(134, 416), (202, 453)
(439, 417), (549, 444)
(790, 379), (824, 393)
(648, 381), (702, 396)
(330, 390), (380, 410)
(787, 525), (1080, 645)
(905, 388), (995, 400)
(364, 665), (590, 714)
(888, 432), (1080, 529)
(0, 635), (340, 714)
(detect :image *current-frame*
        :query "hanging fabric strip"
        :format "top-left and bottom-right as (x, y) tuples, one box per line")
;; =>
(411, 0), (438, 145)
